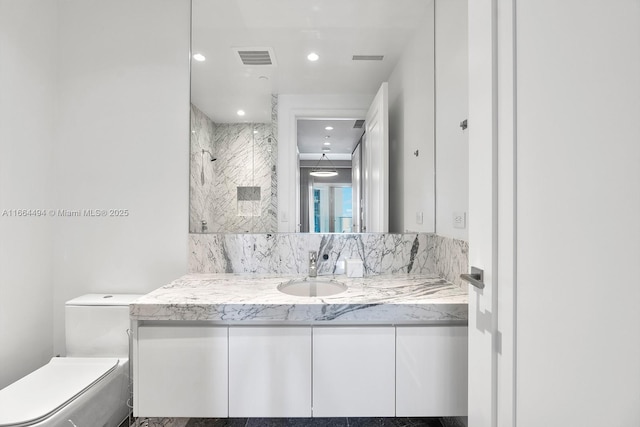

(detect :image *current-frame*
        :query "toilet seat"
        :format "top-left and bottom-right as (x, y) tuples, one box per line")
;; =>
(0, 357), (119, 427)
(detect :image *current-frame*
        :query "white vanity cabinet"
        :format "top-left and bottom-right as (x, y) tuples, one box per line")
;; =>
(312, 326), (396, 417)
(134, 325), (228, 417)
(133, 323), (468, 418)
(396, 326), (468, 416)
(228, 327), (312, 417)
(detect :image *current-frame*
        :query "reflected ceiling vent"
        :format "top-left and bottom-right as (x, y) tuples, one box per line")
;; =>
(352, 55), (384, 61)
(353, 120), (365, 129)
(233, 47), (277, 66)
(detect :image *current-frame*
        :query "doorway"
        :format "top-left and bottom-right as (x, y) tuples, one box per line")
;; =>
(297, 118), (364, 233)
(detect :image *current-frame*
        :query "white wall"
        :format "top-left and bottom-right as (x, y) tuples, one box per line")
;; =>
(51, 0), (190, 355)
(516, 1), (640, 425)
(0, 0), (57, 388)
(277, 94), (372, 232)
(435, 0), (468, 241)
(388, 1), (436, 233)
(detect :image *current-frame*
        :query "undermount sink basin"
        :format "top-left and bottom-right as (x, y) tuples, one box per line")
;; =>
(277, 277), (347, 297)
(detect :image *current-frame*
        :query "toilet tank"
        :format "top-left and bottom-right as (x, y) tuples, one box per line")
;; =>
(65, 294), (142, 358)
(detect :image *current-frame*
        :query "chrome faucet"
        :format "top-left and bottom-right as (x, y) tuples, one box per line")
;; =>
(309, 251), (318, 277)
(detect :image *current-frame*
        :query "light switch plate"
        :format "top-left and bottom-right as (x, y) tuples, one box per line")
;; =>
(416, 211), (423, 224)
(453, 212), (466, 229)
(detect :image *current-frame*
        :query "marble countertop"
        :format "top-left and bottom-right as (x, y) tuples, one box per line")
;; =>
(130, 274), (468, 324)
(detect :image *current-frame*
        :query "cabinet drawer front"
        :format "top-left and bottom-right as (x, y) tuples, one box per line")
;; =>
(136, 326), (228, 417)
(229, 327), (312, 417)
(396, 326), (468, 416)
(313, 326), (396, 417)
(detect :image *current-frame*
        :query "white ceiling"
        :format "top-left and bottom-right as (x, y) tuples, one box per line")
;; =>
(297, 119), (364, 161)
(190, 0), (431, 152)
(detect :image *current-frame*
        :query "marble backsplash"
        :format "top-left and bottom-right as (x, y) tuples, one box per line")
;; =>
(189, 232), (468, 288)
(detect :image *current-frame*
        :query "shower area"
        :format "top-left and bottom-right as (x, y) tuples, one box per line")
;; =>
(189, 97), (278, 233)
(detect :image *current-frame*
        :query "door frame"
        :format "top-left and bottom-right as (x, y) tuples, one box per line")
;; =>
(494, 1), (517, 425)
(467, 0), (517, 425)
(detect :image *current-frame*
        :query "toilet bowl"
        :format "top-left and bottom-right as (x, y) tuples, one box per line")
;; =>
(0, 294), (142, 427)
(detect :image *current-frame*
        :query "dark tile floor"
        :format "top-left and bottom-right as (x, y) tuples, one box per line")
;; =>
(186, 418), (453, 427)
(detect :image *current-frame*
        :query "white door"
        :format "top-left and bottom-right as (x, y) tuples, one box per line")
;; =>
(362, 82), (389, 232)
(468, 1), (640, 425)
(468, 1), (517, 426)
(467, 1), (498, 425)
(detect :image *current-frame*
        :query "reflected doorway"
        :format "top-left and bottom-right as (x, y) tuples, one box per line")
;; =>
(297, 118), (364, 233)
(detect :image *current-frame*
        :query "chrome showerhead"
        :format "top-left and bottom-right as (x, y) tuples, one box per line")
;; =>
(202, 149), (216, 161)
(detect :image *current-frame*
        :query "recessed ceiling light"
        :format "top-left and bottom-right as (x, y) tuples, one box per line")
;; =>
(324, 142), (331, 146)
(253, 130), (258, 134)
(237, 110), (245, 116)
(193, 53), (206, 62)
(307, 52), (319, 62)
(325, 126), (333, 131)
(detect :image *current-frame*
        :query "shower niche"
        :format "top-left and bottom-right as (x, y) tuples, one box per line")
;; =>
(189, 98), (278, 233)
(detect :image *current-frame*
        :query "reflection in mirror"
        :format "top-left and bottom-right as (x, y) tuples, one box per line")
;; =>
(297, 119), (364, 233)
(189, 100), (277, 233)
(189, 0), (436, 234)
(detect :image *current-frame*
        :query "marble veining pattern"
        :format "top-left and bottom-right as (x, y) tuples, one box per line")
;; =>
(426, 235), (469, 288)
(188, 233), (468, 288)
(189, 104), (216, 233)
(269, 94), (278, 228)
(130, 273), (467, 323)
(190, 101), (277, 234)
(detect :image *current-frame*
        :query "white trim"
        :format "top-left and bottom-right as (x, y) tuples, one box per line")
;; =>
(496, 0), (517, 425)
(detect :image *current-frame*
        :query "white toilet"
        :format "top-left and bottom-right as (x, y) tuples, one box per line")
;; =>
(0, 294), (142, 427)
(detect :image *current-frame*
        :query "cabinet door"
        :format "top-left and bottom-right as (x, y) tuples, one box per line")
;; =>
(396, 326), (468, 416)
(135, 325), (228, 417)
(312, 326), (395, 417)
(228, 326), (312, 417)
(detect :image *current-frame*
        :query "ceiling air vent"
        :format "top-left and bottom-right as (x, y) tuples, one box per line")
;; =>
(352, 55), (384, 61)
(353, 120), (365, 129)
(233, 47), (277, 66)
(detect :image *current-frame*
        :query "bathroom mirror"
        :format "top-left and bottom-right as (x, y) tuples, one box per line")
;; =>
(189, 0), (437, 234)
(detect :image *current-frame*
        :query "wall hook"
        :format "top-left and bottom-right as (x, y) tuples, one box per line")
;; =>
(460, 119), (468, 130)
(413, 150), (419, 157)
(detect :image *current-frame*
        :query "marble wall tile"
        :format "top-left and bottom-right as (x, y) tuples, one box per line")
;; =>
(269, 94), (278, 231)
(189, 104), (216, 233)
(189, 233), (468, 286)
(426, 234), (469, 288)
(189, 102), (277, 234)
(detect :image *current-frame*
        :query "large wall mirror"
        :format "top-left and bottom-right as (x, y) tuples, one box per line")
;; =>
(189, 0), (441, 234)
